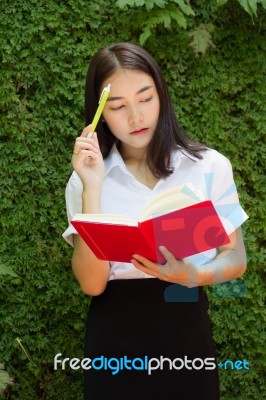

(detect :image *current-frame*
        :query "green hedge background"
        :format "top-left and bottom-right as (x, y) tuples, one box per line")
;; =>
(0, 0), (265, 399)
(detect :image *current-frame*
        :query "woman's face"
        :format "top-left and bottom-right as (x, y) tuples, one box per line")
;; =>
(101, 69), (160, 158)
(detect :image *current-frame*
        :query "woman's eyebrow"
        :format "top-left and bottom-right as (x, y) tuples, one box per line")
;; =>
(107, 85), (154, 101)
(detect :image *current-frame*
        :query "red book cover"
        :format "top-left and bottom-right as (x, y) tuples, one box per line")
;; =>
(71, 200), (230, 263)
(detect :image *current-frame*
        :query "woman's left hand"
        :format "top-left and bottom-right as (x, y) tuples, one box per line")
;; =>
(131, 229), (246, 288)
(131, 246), (202, 288)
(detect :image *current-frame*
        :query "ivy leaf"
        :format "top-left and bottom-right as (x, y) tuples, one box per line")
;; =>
(116, 0), (145, 8)
(237, 0), (258, 16)
(216, 0), (229, 6)
(163, 11), (172, 27)
(143, 9), (174, 29)
(0, 263), (18, 277)
(154, 0), (167, 8)
(170, 9), (187, 28)
(145, 0), (167, 11)
(0, 363), (13, 393)
(188, 23), (215, 56)
(172, 0), (195, 16)
(115, 0), (128, 9)
(140, 27), (152, 45)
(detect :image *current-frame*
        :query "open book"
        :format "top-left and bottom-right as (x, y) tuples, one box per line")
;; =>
(71, 183), (230, 263)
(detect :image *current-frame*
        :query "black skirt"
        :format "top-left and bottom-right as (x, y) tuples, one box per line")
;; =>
(84, 279), (219, 400)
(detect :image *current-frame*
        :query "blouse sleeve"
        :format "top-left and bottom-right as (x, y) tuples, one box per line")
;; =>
(207, 151), (248, 235)
(62, 171), (83, 246)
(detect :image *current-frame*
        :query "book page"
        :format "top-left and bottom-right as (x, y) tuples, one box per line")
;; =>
(72, 213), (137, 226)
(140, 183), (206, 222)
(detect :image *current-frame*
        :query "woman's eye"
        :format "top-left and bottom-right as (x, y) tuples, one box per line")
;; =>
(141, 96), (152, 103)
(110, 105), (124, 111)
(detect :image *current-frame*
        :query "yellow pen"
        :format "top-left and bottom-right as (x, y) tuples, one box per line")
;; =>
(89, 83), (111, 135)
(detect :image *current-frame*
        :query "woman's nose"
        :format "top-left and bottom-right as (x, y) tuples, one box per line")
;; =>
(128, 105), (143, 125)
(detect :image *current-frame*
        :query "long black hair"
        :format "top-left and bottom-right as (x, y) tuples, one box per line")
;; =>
(85, 42), (207, 178)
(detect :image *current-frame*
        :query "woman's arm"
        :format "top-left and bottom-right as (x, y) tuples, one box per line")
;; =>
(197, 227), (247, 286)
(71, 189), (110, 296)
(70, 127), (110, 296)
(131, 227), (247, 288)
(72, 237), (109, 296)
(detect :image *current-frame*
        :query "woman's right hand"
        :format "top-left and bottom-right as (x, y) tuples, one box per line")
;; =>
(71, 124), (105, 190)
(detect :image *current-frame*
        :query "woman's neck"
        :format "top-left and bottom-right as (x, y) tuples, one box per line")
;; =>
(124, 156), (159, 190)
(118, 142), (147, 163)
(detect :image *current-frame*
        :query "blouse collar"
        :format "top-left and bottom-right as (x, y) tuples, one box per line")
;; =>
(104, 144), (194, 177)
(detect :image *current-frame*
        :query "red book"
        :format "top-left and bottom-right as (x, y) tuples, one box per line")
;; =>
(71, 184), (230, 263)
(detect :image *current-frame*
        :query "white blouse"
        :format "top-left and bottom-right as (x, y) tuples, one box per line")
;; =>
(63, 145), (248, 280)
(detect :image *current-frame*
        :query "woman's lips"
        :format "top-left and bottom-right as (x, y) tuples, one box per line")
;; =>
(130, 128), (148, 135)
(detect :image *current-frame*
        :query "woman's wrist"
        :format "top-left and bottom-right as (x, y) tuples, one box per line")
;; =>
(82, 188), (102, 214)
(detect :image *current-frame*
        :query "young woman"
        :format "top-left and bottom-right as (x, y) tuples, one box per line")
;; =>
(63, 42), (248, 399)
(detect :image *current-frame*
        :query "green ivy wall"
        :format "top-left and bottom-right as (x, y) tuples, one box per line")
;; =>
(0, 1), (265, 399)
